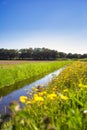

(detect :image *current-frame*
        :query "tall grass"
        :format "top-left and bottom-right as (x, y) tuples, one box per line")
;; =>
(1, 61), (87, 130)
(0, 61), (70, 88)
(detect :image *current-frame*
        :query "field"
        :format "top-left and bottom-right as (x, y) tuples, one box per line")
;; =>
(0, 61), (87, 130)
(0, 60), (71, 88)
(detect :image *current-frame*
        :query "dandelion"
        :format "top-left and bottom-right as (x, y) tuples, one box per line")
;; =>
(52, 87), (57, 91)
(19, 96), (27, 103)
(84, 85), (87, 88)
(63, 89), (68, 93)
(78, 83), (87, 88)
(38, 91), (47, 96)
(34, 96), (44, 102)
(26, 100), (31, 105)
(47, 93), (57, 100)
(33, 94), (44, 104)
(60, 95), (68, 100)
(78, 83), (83, 88)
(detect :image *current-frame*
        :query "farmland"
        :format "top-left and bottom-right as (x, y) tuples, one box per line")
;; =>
(0, 60), (71, 88)
(1, 61), (87, 130)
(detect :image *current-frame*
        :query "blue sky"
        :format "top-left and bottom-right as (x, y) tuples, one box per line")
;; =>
(0, 0), (87, 54)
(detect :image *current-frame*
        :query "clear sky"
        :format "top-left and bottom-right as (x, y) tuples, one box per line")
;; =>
(0, 0), (87, 54)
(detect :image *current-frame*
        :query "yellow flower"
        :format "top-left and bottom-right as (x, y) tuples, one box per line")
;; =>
(34, 94), (38, 97)
(47, 93), (57, 100)
(60, 95), (68, 100)
(26, 100), (31, 105)
(38, 91), (47, 96)
(52, 87), (56, 91)
(78, 83), (83, 87)
(63, 89), (69, 93)
(34, 96), (44, 102)
(43, 91), (47, 94)
(33, 94), (44, 104)
(84, 85), (87, 88)
(19, 96), (27, 103)
(78, 83), (87, 88)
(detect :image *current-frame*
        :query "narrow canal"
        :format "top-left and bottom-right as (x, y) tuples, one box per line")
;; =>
(0, 67), (64, 115)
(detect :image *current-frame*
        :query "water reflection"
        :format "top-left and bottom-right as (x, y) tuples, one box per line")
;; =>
(0, 74), (46, 97)
(0, 68), (63, 115)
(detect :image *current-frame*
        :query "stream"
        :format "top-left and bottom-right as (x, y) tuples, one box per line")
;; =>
(0, 67), (63, 115)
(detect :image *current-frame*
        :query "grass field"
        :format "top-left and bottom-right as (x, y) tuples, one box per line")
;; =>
(0, 60), (71, 88)
(1, 61), (87, 130)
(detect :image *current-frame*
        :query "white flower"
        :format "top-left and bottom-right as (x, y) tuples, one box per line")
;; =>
(83, 110), (87, 114)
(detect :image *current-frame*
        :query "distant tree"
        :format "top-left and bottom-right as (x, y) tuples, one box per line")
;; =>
(66, 53), (73, 59)
(0, 47), (86, 60)
(0, 48), (9, 60)
(19, 49), (28, 59)
(58, 52), (67, 58)
(81, 54), (87, 58)
(72, 53), (80, 59)
(27, 48), (33, 59)
(50, 50), (58, 59)
(8, 49), (18, 60)
(32, 48), (42, 60)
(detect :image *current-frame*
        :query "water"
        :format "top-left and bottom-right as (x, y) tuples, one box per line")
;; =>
(0, 68), (63, 115)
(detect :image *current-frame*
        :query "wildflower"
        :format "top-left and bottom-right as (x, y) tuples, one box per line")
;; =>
(26, 100), (31, 105)
(15, 104), (21, 112)
(19, 96), (27, 103)
(38, 91), (47, 96)
(9, 101), (21, 112)
(43, 91), (47, 95)
(33, 94), (44, 104)
(83, 110), (87, 114)
(47, 93), (57, 100)
(78, 83), (87, 88)
(34, 96), (44, 102)
(59, 93), (68, 100)
(60, 95), (68, 100)
(63, 89), (68, 93)
(84, 85), (87, 88)
(78, 83), (83, 88)
(52, 87), (56, 91)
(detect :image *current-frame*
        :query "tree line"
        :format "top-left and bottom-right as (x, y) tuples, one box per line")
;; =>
(0, 48), (87, 60)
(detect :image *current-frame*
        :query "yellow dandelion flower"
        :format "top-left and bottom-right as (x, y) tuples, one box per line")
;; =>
(78, 84), (87, 88)
(60, 95), (68, 100)
(33, 94), (44, 104)
(63, 89), (69, 93)
(38, 92), (44, 96)
(34, 96), (44, 102)
(47, 93), (57, 100)
(39, 91), (47, 96)
(52, 87), (56, 91)
(83, 85), (87, 88)
(19, 96), (27, 103)
(26, 100), (31, 105)
(78, 83), (83, 87)
(34, 94), (38, 97)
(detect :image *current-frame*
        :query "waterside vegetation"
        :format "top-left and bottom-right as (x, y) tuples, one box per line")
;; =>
(1, 61), (87, 130)
(0, 61), (70, 88)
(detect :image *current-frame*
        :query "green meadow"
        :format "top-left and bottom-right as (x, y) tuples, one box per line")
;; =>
(0, 61), (70, 88)
(1, 61), (87, 130)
